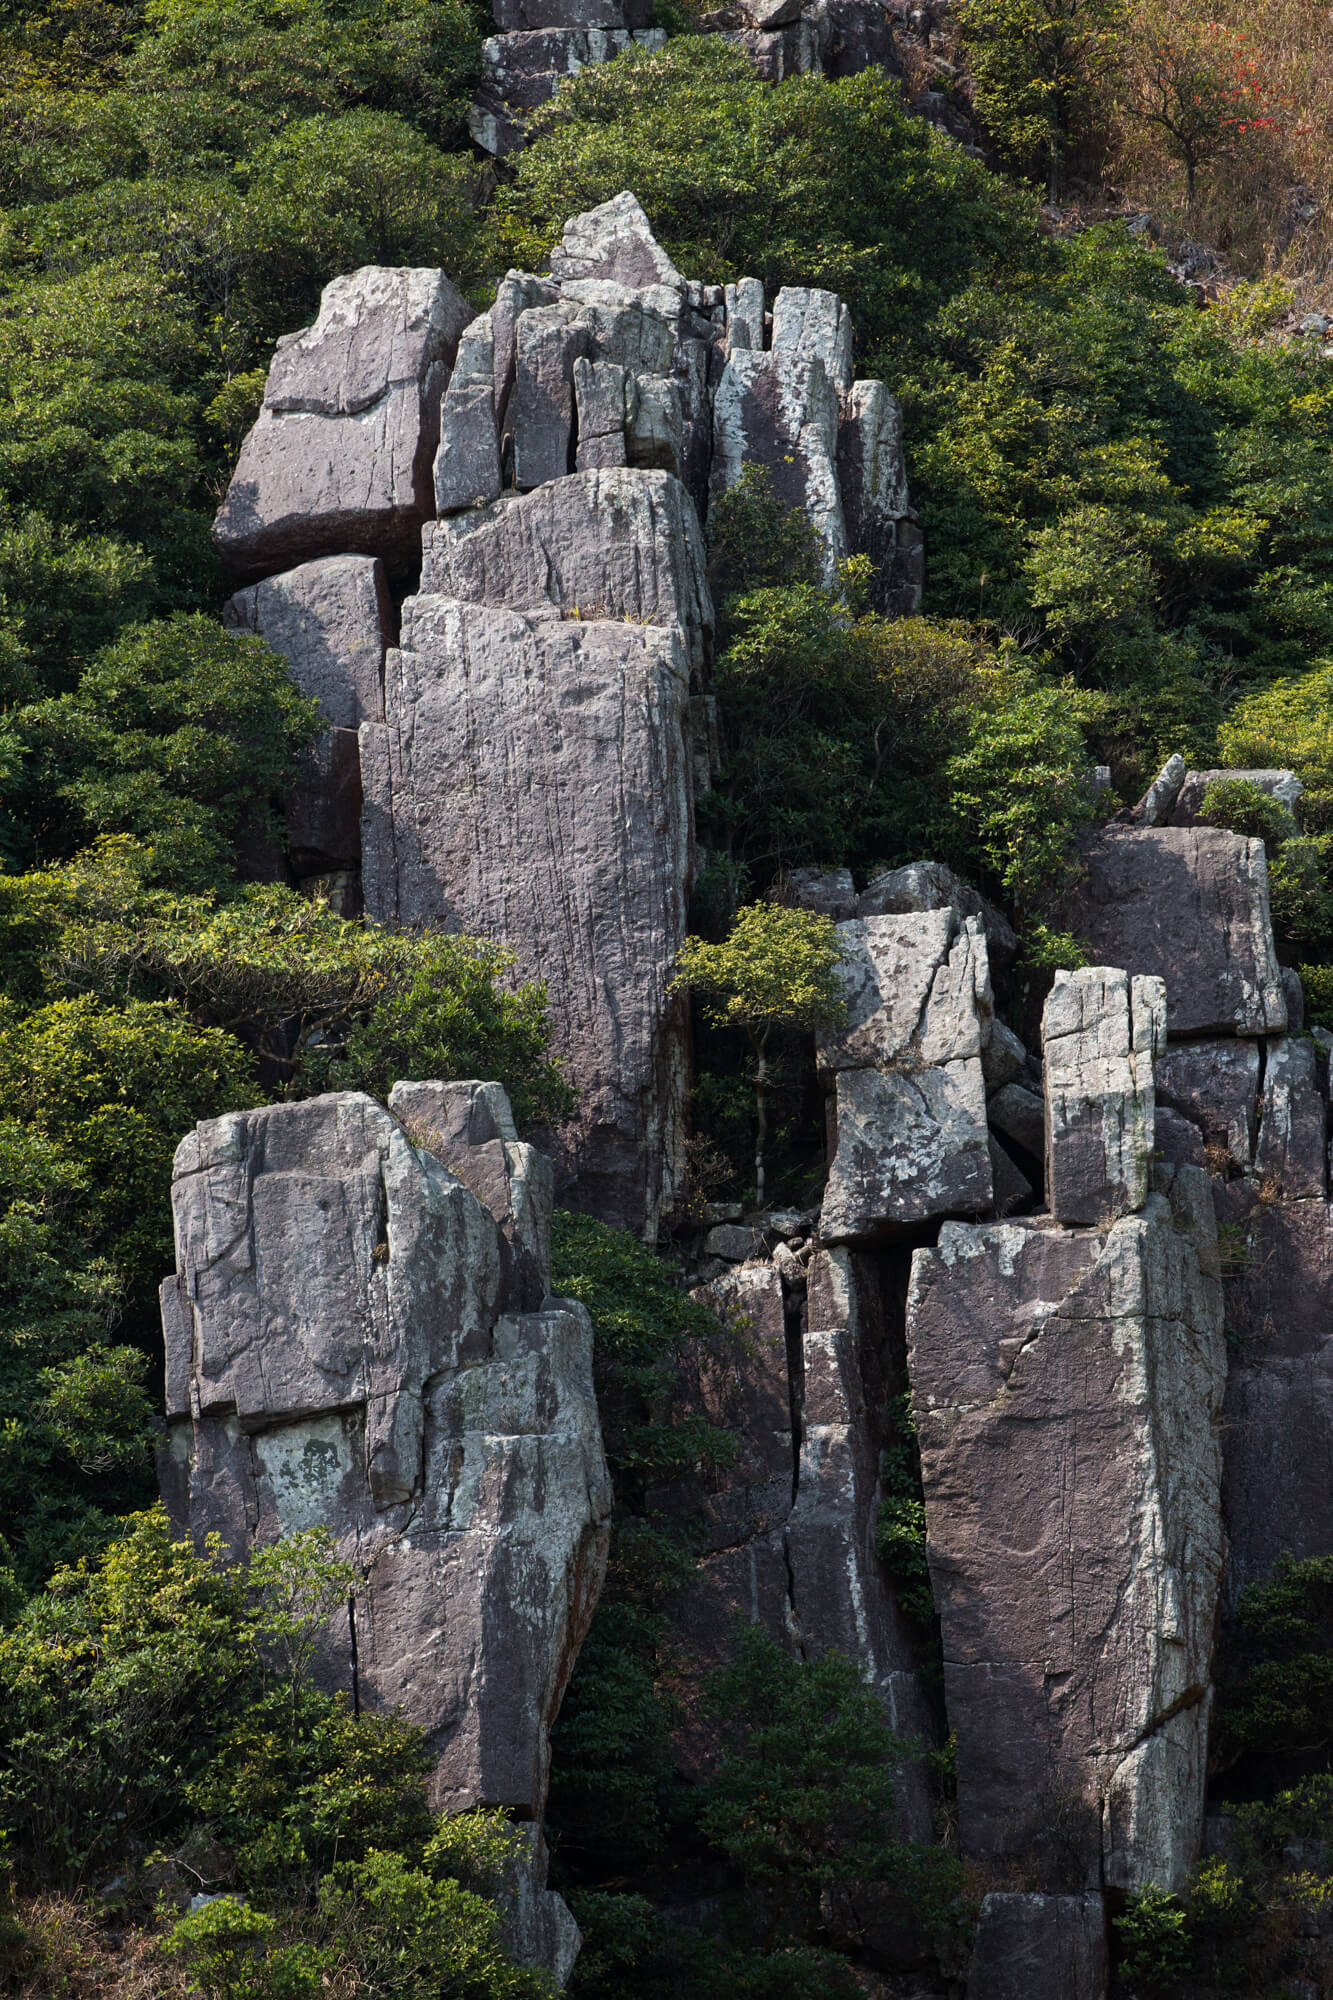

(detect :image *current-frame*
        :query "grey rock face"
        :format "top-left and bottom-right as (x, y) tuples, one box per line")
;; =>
(819, 908), (995, 1239)
(786, 864), (857, 920)
(988, 1079), (1044, 1159)
(549, 189), (689, 292)
(907, 1166), (1226, 1892)
(1070, 825), (1287, 1037)
(818, 910), (992, 1074)
(1221, 1196), (1333, 1599)
(470, 32), (665, 155)
(1254, 1035), (1327, 1198)
(1042, 967), (1165, 1226)
(658, 1255), (935, 1838)
(223, 554), (392, 871)
(856, 857), (1017, 966)
(966, 1894), (1108, 2000)
(215, 267), (471, 577)
(712, 340), (846, 580)
(822, 1060), (992, 1240)
(1135, 751), (1186, 826)
(1155, 1038), (1261, 1167)
(360, 594), (692, 1235)
(838, 380), (922, 614)
(160, 1089), (612, 1979)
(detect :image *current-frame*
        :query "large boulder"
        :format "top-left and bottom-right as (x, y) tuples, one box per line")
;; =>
(214, 268), (471, 578)
(159, 1089), (612, 1978)
(1155, 1038), (1262, 1168)
(470, 30), (665, 155)
(223, 554), (392, 873)
(966, 1893), (1108, 2000)
(360, 595), (692, 1236)
(1068, 824), (1287, 1037)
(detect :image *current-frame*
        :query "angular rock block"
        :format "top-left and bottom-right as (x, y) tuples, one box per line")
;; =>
(1043, 967), (1165, 1227)
(388, 1078), (554, 1311)
(434, 311), (502, 515)
(770, 284), (853, 392)
(786, 864), (857, 919)
(360, 595), (692, 1236)
(906, 1165), (1226, 1891)
(817, 909), (992, 1074)
(215, 267), (471, 577)
(855, 857), (1017, 966)
(1155, 1037), (1261, 1167)
(821, 1059), (992, 1240)
(159, 1088), (612, 1845)
(1221, 1197), (1333, 1600)
(966, 1893), (1108, 2000)
(1070, 825), (1287, 1037)
(420, 468), (712, 673)
(838, 379), (922, 615)
(224, 553), (392, 870)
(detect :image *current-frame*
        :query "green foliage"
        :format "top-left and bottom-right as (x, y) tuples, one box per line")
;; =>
(1199, 774), (1295, 848)
(673, 904), (847, 1044)
(163, 1900), (331, 2000)
(1219, 662), (1333, 828)
(959, 0), (1118, 194)
(1217, 1553), (1333, 1764)
(317, 1849), (555, 1999)
(1113, 1885), (1193, 1995)
(874, 1394), (935, 1635)
(4, 613), (322, 880)
(550, 1208), (720, 1374)
(706, 463), (822, 609)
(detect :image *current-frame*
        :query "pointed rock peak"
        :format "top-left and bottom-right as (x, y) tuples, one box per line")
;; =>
(548, 190), (686, 292)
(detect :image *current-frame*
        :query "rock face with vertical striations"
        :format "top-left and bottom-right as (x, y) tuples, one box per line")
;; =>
(906, 969), (1227, 1896)
(214, 267), (471, 578)
(159, 1086), (612, 1983)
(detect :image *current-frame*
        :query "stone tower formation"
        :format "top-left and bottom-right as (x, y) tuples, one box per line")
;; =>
(162, 193), (1333, 1995)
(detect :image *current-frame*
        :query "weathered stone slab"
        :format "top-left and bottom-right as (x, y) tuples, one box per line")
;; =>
(787, 865), (857, 920)
(855, 858), (1017, 966)
(770, 284), (853, 393)
(1070, 825), (1287, 1037)
(821, 1059), (992, 1241)
(988, 1080), (1044, 1159)
(817, 910), (991, 1074)
(420, 468), (712, 672)
(548, 189), (688, 294)
(435, 312), (502, 514)
(1155, 1037), (1261, 1167)
(907, 1166), (1226, 1891)
(723, 276), (765, 351)
(966, 1893), (1108, 2000)
(1222, 1199), (1333, 1599)
(160, 1088), (612, 1902)
(1042, 967), (1164, 1227)
(360, 596), (692, 1236)
(215, 267), (471, 577)
(224, 553), (392, 870)
(470, 37), (665, 155)
(1253, 1034), (1327, 1198)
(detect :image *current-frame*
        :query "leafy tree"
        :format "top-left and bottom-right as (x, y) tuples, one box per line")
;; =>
(1116, 4), (1286, 206)
(4, 613), (322, 882)
(248, 1527), (355, 1731)
(317, 1849), (556, 1999)
(959, 0), (1120, 195)
(672, 905), (845, 1203)
(163, 1900), (331, 2000)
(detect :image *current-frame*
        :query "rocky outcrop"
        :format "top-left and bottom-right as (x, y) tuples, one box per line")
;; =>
(967, 1893), (1108, 2000)
(211, 194), (921, 1230)
(214, 268), (471, 579)
(1069, 824), (1287, 1037)
(471, 26), (665, 156)
(818, 909), (994, 1238)
(906, 971), (1227, 1903)
(159, 1085), (612, 1979)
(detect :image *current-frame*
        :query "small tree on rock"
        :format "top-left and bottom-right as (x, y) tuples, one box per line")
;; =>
(671, 904), (846, 1205)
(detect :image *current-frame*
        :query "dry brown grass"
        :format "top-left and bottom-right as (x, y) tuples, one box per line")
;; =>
(1099, 0), (1333, 300)
(3, 1894), (191, 2000)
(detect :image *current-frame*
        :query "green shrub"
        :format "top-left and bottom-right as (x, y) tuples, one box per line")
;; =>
(1113, 1885), (1193, 1994)
(163, 1900), (330, 2000)
(1198, 775), (1296, 848)
(875, 1395), (935, 1635)
(317, 1849), (555, 1999)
